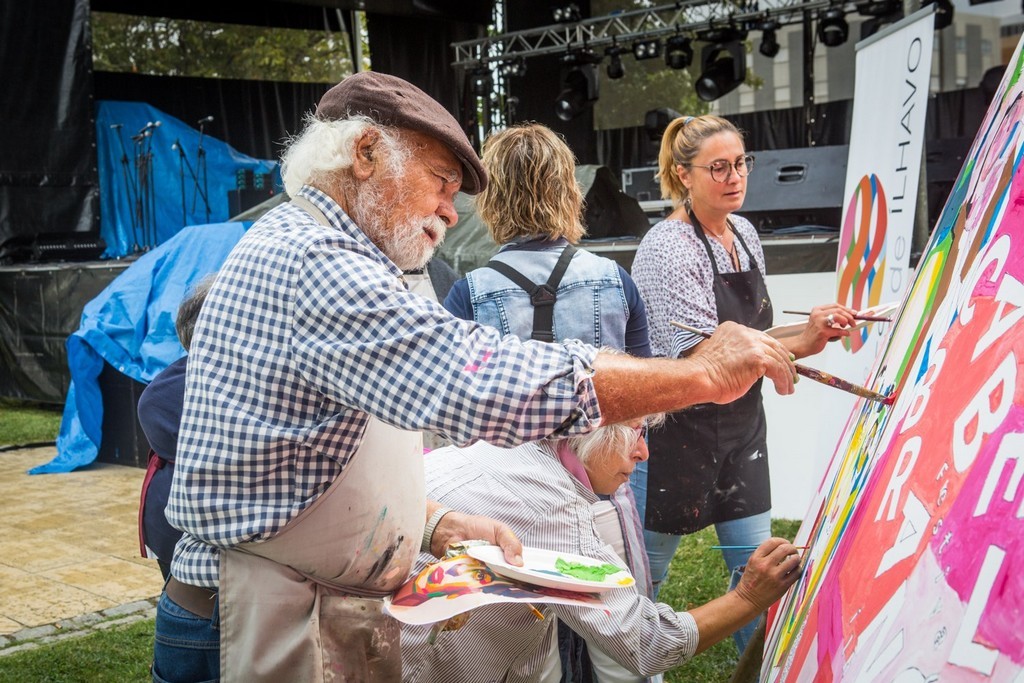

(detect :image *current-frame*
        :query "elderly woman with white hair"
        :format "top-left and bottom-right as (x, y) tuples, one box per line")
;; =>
(400, 415), (802, 683)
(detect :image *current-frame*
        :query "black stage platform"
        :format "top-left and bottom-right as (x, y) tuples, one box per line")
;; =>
(0, 258), (136, 405)
(0, 256), (154, 468)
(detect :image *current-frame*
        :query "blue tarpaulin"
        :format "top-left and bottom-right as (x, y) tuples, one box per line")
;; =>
(30, 222), (247, 474)
(95, 101), (277, 258)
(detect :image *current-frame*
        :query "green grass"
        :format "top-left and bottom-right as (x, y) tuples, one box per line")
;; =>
(0, 402), (802, 680)
(0, 619), (153, 683)
(0, 520), (802, 682)
(0, 399), (62, 447)
(663, 519), (801, 682)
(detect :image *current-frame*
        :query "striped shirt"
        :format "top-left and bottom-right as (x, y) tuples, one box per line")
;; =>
(167, 186), (601, 588)
(401, 442), (700, 682)
(631, 215), (765, 357)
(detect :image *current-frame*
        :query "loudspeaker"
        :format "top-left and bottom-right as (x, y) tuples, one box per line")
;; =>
(576, 165), (650, 240)
(228, 188), (277, 217)
(0, 232), (106, 265)
(97, 361), (150, 469)
(743, 145), (848, 232)
(644, 108), (682, 142)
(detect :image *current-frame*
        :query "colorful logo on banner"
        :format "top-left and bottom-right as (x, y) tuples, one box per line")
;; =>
(837, 174), (888, 353)
(763, 38), (1024, 682)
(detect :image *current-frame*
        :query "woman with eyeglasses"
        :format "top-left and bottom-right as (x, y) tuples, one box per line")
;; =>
(629, 114), (854, 656)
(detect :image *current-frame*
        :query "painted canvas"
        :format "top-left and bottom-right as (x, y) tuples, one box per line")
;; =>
(763, 36), (1024, 681)
(385, 554), (607, 626)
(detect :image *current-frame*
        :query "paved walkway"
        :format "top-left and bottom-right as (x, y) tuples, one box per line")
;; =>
(0, 446), (163, 656)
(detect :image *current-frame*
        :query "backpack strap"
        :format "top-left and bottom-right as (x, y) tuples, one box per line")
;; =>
(484, 244), (577, 342)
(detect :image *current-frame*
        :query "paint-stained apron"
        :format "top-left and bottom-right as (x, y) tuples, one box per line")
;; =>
(644, 214), (773, 535)
(402, 269), (436, 300)
(217, 196), (425, 682)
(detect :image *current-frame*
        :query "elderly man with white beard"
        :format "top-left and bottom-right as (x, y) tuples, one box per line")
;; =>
(153, 72), (800, 683)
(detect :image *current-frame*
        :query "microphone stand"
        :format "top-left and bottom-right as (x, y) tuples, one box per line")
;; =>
(142, 125), (158, 249)
(195, 117), (212, 223)
(172, 140), (188, 228)
(111, 123), (140, 249)
(130, 127), (149, 253)
(174, 139), (205, 227)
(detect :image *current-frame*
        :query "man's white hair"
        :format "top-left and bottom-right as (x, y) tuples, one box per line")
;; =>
(280, 114), (409, 196)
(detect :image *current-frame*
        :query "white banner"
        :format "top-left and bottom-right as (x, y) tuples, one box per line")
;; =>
(834, 8), (935, 361)
(764, 10), (935, 520)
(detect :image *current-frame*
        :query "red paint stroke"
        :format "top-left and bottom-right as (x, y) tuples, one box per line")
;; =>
(463, 349), (493, 372)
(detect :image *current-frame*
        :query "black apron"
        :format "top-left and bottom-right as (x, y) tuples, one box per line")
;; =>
(644, 213), (774, 535)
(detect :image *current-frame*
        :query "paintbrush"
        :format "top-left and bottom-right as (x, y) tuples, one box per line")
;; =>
(782, 309), (893, 323)
(669, 320), (894, 405)
(711, 545), (809, 550)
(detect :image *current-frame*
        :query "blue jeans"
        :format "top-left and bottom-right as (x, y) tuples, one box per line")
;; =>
(152, 591), (220, 682)
(630, 460), (771, 655)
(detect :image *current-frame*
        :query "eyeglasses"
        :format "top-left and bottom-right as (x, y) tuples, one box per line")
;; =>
(633, 423), (649, 444)
(686, 155), (755, 183)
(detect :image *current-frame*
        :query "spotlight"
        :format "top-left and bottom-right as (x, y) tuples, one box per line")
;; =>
(644, 107), (682, 142)
(468, 66), (492, 97)
(817, 8), (849, 47)
(856, 0), (903, 38)
(923, 0), (954, 30)
(695, 42), (746, 102)
(605, 45), (626, 80)
(698, 23), (747, 45)
(759, 21), (780, 58)
(855, 0), (902, 16)
(552, 3), (581, 23)
(554, 64), (599, 121)
(664, 35), (694, 70)
(861, 12), (903, 38)
(505, 95), (520, 121)
(632, 38), (661, 60)
(499, 57), (527, 78)
(560, 46), (600, 67)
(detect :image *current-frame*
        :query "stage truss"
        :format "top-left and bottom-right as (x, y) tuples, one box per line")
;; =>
(452, 0), (866, 67)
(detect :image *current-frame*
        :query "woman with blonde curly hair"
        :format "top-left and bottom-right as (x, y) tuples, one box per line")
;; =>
(630, 114), (854, 655)
(444, 122), (650, 356)
(443, 122), (652, 682)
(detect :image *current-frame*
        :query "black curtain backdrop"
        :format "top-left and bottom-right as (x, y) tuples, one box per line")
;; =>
(365, 13), (487, 122)
(505, 1), (601, 165)
(93, 72), (333, 162)
(0, 0), (491, 251)
(0, 0), (99, 246)
(94, 12), (495, 185)
(1, 0), (995, 250)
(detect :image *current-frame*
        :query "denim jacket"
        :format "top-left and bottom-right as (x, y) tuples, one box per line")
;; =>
(465, 237), (628, 348)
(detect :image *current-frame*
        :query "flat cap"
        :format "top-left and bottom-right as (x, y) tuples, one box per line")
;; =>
(316, 72), (487, 194)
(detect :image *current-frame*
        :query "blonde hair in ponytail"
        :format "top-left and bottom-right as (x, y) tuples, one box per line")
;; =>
(657, 115), (744, 208)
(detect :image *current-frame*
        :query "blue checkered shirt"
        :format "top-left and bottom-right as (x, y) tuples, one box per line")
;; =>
(167, 186), (601, 587)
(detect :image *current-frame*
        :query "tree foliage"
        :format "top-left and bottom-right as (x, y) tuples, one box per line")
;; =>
(594, 60), (710, 129)
(90, 12), (360, 83)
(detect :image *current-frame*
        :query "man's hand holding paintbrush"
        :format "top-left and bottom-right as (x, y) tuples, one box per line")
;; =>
(668, 304), (853, 401)
(680, 320), (799, 401)
(671, 320), (894, 404)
